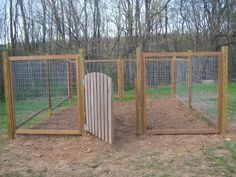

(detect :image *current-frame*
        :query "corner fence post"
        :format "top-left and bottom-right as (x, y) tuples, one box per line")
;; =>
(3, 51), (15, 139)
(188, 51), (192, 108)
(136, 48), (146, 135)
(77, 48), (85, 133)
(219, 46), (228, 135)
(171, 56), (176, 96)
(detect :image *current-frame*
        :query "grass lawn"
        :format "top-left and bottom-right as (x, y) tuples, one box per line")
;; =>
(0, 82), (236, 131)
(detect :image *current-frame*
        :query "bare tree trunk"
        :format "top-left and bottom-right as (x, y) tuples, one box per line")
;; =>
(19, 0), (30, 52)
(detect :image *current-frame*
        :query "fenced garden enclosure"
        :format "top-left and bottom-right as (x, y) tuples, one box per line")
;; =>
(3, 47), (228, 141)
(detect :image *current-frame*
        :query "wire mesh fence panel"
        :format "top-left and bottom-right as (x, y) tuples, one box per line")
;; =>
(176, 59), (189, 103)
(11, 59), (79, 130)
(85, 61), (118, 96)
(145, 59), (171, 98)
(192, 56), (219, 124)
(124, 60), (136, 98)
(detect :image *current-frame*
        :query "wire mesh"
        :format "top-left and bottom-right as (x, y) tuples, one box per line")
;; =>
(11, 59), (78, 130)
(85, 61), (118, 96)
(191, 56), (219, 123)
(145, 58), (172, 98)
(124, 60), (136, 98)
(176, 59), (189, 103)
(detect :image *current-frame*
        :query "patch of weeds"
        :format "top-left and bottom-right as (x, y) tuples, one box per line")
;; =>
(131, 151), (170, 176)
(204, 141), (236, 177)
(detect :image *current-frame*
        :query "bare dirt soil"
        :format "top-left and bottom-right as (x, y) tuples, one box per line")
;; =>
(0, 99), (236, 177)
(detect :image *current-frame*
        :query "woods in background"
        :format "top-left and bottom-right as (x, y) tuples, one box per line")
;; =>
(0, 0), (235, 58)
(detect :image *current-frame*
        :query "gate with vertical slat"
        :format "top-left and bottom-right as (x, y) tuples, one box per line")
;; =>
(84, 72), (113, 144)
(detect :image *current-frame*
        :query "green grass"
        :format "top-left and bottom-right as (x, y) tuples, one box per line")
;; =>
(204, 141), (236, 176)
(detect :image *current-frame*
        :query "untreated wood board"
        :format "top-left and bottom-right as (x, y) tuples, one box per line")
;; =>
(84, 72), (113, 144)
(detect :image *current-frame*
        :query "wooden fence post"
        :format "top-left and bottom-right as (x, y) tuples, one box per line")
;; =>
(218, 46), (228, 135)
(46, 60), (52, 116)
(188, 51), (192, 108)
(135, 48), (146, 135)
(67, 60), (72, 104)
(117, 55), (124, 98)
(171, 56), (176, 96)
(3, 51), (15, 139)
(76, 49), (85, 133)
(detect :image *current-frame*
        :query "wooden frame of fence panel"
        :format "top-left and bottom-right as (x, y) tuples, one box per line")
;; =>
(136, 47), (146, 135)
(77, 49), (85, 133)
(147, 128), (219, 135)
(16, 129), (81, 135)
(171, 56), (176, 96)
(3, 51), (15, 139)
(143, 51), (222, 58)
(9, 54), (78, 61)
(218, 46), (228, 135)
(117, 56), (124, 98)
(188, 52), (192, 108)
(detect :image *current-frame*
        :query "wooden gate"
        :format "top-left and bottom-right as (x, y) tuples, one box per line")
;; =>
(84, 72), (113, 144)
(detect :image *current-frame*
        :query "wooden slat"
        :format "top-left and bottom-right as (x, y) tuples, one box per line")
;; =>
(85, 75), (89, 131)
(91, 73), (95, 134)
(143, 51), (222, 58)
(147, 128), (219, 135)
(104, 75), (108, 142)
(16, 129), (81, 135)
(101, 74), (105, 140)
(108, 77), (113, 144)
(97, 73), (101, 138)
(9, 54), (78, 61)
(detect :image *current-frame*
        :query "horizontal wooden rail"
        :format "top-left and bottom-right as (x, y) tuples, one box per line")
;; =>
(16, 129), (82, 135)
(9, 54), (78, 61)
(143, 52), (222, 58)
(147, 128), (219, 135)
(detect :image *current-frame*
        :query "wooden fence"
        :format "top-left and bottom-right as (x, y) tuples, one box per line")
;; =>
(135, 47), (228, 135)
(3, 47), (228, 139)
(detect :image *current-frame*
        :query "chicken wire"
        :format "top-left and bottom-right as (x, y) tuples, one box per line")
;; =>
(11, 59), (78, 130)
